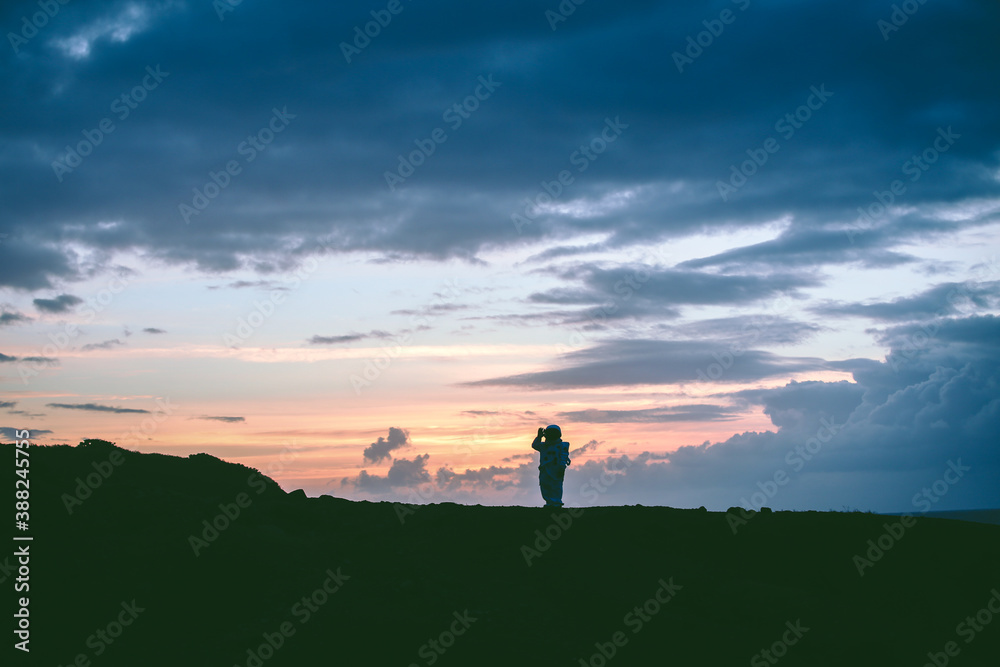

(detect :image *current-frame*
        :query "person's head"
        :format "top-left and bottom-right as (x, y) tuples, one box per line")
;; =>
(544, 424), (562, 441)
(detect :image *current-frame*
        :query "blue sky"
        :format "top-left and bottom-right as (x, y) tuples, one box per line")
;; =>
(2, 0), (999, 512)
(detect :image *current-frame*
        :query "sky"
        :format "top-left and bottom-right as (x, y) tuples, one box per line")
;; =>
(2, 0), (999, 513)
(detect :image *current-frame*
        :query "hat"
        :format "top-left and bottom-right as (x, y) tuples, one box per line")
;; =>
(544, 424), (561, 436)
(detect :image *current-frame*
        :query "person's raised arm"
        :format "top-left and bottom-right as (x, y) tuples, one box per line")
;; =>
(531, 427), (544, 451)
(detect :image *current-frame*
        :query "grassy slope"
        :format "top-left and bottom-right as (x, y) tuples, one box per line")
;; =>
(6, 441), (1000, 666)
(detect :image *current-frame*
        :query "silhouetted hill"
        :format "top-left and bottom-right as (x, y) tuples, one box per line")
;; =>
(6, 440), (1000, 666)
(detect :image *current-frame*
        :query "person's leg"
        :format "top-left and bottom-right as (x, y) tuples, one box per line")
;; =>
(540, 465), (564, 507)
(538, 468), (549, 507)
(553, 465), (565, 507)
(540, 466), (559, 507)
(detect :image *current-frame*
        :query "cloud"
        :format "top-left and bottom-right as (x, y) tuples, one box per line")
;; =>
(679, 224), (920, 272)
(80, 339), (126, 352)
(436, 464), (518, 492)
(0, 352), (59, 366)
(569, 439), (601, 458)
(386, 313), (999, 511)
(811, 281), (1000, 322)
(33, 294), (83, 314)
(6, 410), (46, 418)
(0, 353), (58, 366)
(664, 315), (821, 347)
(0, 310), (30, 326)
(1, 427), (52, 440)
(557, 404), (745, 424)
(732, 380), (867, 430)
(465, 339), (832, 389)
(343, 454), (431, 493)
(362, 427), (410, 463)
(194, 415), (246, 423)
(310, 330), (392, 345)
(501, 453), (534, 463)
(207, 280), (290, 291)
(3, 1), (996, 289)
(46, 402), (150, 414)
(0, 401), (16, 409)
(143, 327), (167, 334)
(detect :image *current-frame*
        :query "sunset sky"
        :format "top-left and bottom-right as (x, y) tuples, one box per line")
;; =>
(2, 0), (999, 512)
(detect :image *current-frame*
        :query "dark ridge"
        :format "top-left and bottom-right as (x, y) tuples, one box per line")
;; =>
(6, 440), (1000, 666)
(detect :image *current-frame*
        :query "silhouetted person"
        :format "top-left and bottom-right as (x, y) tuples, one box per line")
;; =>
(532, 424), (570, 508)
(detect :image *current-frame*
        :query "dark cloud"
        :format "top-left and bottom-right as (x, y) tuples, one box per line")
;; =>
(143, 327), (166, 334)
(436, 464), (517, 492)
(2, 1), (996, 288)
(362, 426), (410, 463)
(390, 303), (470, 317)
(195, 415), (245, 423)
(80, 338), (125, 351)
(1, 427), (53, 440)
(436, 320), (1000, 511)
(732, 380), (867, 430)
(569, 439), (601, 458)
(679, 224), (920, 272)
(47, 402), (150, 414)
(664, 314), (821, 346)
(557, 404), (745, 424)
(33, 294), (83, 313)
(206, 280), (292, 291)
(501, 453), (534, 463)
(465, 339), (831, 389)
(344, 454), (431, 492)
(811, 281), (1000, 322)
(524, 264), (820, 325)
(0, 310), (30, 325)
(0, 401), (16, 409)
(310, 330), (392, 345)
(0, 353), (58, 365)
